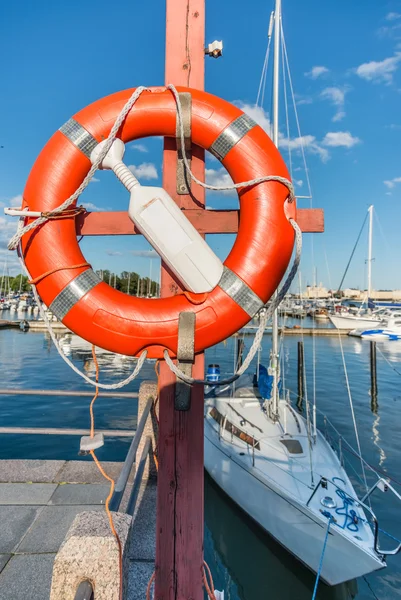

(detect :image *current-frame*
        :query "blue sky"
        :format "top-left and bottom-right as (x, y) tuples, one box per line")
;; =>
(1, 0), (401, 291)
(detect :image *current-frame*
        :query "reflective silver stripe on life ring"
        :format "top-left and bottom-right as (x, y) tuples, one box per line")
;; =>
(50, 269), (101, 321)
(59, 118), (98, 159)
(218, 267), (264, 317)
(209, 114), (257, 161)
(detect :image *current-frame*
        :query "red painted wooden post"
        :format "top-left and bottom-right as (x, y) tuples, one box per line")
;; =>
(76, 208), (324, 236)
(155, 1), (206, 599)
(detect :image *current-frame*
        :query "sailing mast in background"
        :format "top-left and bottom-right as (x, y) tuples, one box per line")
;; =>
(367, 204), (374, 308)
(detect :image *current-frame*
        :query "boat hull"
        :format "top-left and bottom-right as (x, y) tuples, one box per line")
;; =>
(205, 428), (384, 586)
(329, 314), (381, 330)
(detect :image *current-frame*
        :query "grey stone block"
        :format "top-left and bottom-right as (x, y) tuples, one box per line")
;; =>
(54, 460), (133, 484)
(0, 553), (55, 600)
(0, 555), (10, 574)
(129, 482), (157, 561)
(0, 483), (57, 505)
(127, 560), (155, 600)
(50, 510), (132, 600)
(17, 505), (103, 553)
(0, 505), (41, 552)
(137, 382), (158, 481)
(49, 484), (109, 505)
(0, 460), (65, 483)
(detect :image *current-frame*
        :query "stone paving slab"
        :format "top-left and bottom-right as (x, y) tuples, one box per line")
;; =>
(0, 553), (56, 600)
(0, 483), (58, 505)
(49, 483), (109, 505)
(0, 460), (65, 483)
(0, 505), (41, 553)
(54, 460), (134, 484)
(17, 505), (103, 553)
(129, 482), (157, 561)
(0, 556), (10, 575)
(127, 560), (155, 600)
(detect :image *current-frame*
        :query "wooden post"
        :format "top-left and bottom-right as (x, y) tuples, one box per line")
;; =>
(297, 341), (304, 413)
(155, 1), (205, 599)
(370, 340), (378, 413)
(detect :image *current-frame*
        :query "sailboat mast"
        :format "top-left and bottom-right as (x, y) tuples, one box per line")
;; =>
(367, 205), (373, 300)
(271, 0), (281, 416)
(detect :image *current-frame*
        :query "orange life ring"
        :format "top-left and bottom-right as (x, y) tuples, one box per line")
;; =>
(21, 86), (295, 359)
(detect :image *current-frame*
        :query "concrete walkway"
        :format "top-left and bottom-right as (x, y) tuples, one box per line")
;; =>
(0, 460), (156, 600)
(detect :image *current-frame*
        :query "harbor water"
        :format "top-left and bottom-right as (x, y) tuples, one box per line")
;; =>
(1, 324), (400, 600)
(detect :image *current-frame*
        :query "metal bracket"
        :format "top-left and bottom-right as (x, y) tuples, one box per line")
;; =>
(175, 311), (196, 411)
(176, 92), (192, 195)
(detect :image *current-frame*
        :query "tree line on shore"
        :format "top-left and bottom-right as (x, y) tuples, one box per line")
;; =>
(1, 271), (160, 297)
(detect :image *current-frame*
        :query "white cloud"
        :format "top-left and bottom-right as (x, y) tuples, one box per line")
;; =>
(280, 134), (330, 162)
(384, 176), (401, 189)
(320, 87), (348, 121)
(90, 177), (100, 183)
(332, 111), (345, 122)
(305, 66), (329, 79)
(106, 250), (123, 256)
(8, 194), (23, 207)
(386, 12), (401, 21)
(355, 53), (401, 84)
(205, 168), (235, 194)
(81, 202), (104, 211)
(236, 102), (329, 161)
(234, 103), (360, 164)
(128, 163), (158, 180)
(322, 131), (361, 148)
(131, 250), (159, 258)
(130, 143), (148, 153)
(294, 179), (303, 187)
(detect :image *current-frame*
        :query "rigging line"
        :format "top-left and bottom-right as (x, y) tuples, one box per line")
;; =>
(256, 11), (274, 108)
(375, 345), (401, 378)
(280, 23), (313, 199)
(311, 516), (333, 600)
(324, 249), (371, 502)
(373, 208), (392, 257)
(362, 576), (380, 600)
(281, 19), (317, 418)
(281, 24), (293, 179)
(337, 209), (369, 292)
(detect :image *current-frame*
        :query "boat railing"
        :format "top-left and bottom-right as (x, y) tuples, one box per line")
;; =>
(306, 475), (401, 557)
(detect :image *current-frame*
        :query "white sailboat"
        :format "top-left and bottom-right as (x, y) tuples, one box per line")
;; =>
(204, 0), (399, 585)
(329, 206), (383, 330)
(349, 311), (401, 340)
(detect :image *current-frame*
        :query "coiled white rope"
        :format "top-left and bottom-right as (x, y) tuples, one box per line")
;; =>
(164, 218), (302, 386)
(8, 86), (150, 251)
(18, 253), (148, 389)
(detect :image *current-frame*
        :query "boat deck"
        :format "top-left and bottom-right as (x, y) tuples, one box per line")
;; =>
(0, 459), (156, 600)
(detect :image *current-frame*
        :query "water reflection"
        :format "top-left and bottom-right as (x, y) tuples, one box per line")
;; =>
(205, 474), (358, 600)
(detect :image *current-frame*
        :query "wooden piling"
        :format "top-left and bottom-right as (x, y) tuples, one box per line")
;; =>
(297, 341), (304, 412)
(370, 340), (378, 413)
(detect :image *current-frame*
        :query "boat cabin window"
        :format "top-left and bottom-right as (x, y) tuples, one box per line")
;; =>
(280, 439), (303, 454)
(209, 407), (260, 450)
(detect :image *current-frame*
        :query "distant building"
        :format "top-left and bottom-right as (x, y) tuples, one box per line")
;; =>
(302, 284), (330, 299)
(370, 290), (401, 301)
(343, 288), (362, 299)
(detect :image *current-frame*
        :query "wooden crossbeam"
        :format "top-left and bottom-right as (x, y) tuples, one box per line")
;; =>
(76, 207), (324, 236)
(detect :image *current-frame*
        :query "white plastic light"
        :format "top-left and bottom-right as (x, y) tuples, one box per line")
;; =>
(90, 140), (224, 294)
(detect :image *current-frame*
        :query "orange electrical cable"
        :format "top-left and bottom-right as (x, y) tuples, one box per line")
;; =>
(146, 561), (217, 599)
(89, 344), (123, 600)
(146, 571), (156, 600)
